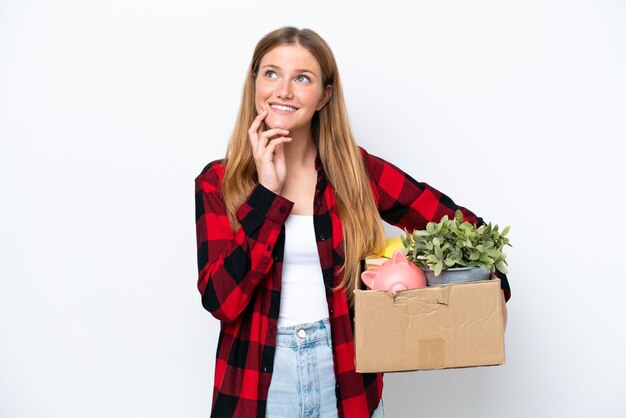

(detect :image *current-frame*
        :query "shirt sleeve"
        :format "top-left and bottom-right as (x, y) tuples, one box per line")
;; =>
(195, 163), (294, 322)
(360, 147), (511, 301)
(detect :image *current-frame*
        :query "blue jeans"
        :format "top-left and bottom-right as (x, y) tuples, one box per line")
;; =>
(266, 317), (384, 418)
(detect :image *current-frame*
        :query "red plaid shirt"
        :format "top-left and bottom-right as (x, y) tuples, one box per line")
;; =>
(195, 147), (511, 418)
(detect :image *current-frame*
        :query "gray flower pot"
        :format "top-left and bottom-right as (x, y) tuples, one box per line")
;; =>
(423, 267), (491, 286)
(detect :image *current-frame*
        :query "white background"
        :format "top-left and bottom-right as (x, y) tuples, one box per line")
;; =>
(1, 1), (625, 417)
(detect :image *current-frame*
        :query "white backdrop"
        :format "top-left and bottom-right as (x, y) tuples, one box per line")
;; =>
(1, 1), (625, 417)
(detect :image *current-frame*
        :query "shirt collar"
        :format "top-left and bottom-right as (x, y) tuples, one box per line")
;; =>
(314, 151), (327, 192)
(315, 152), (323, 172)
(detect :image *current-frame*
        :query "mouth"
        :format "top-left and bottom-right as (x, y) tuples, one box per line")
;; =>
(269, 103), (299, 113)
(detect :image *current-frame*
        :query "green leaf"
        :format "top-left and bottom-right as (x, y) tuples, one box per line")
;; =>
(444, 258), (456, 267)
(413, 242), (426, 250)
(486, 249), (501, 258)
(450, 223), (464, 238)
(495, 261), (509, 273)
(434, 261), (443, 276)
(413, 230), (431, 237)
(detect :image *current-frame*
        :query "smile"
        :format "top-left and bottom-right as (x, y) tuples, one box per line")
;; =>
(270, 104), (298, 112)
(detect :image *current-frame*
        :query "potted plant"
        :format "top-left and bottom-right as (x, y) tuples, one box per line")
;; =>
(400, 210), (511, 285)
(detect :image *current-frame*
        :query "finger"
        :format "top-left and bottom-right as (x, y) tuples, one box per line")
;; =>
(262, 137), (293, 160)
(250, 108), (267, 131)
(254, 108), (270, 135)
(248, 109), (268, 149)
(257, 129), (290, 150)
(258, 128), (290, 141)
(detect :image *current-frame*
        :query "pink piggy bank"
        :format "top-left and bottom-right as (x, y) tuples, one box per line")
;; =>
(361, 250), (427, 293)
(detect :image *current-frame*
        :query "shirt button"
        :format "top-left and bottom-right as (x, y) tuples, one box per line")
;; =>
(315, 200), (322, 207)
(319, 235), (326, 241)
(267, 245), (272, 251)
(297, 329), (307, 338)
(330, 309), (334, 314)
(279, 207), (286, 214)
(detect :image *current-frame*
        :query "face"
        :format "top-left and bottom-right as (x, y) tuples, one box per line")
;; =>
(254, 44), (331, 134)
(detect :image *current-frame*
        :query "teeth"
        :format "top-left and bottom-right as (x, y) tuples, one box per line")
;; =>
(271, 104), (297, 112)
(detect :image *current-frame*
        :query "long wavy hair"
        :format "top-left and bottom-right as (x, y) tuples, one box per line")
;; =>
(222, 26), (385, 305)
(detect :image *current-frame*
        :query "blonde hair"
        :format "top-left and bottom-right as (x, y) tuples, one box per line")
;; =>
(222, 26), (385, 305)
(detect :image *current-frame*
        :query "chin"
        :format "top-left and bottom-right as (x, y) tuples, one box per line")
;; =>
(265, 117), (290, 131)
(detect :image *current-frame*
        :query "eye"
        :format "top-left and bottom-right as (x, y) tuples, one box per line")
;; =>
(295, 74), (311, 83)
(264, 70), (278, 79)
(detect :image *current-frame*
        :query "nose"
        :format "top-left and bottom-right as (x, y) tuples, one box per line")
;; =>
(276, 79), (293, 100)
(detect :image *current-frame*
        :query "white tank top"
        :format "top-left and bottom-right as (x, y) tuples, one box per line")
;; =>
(277, 214), (329, 327)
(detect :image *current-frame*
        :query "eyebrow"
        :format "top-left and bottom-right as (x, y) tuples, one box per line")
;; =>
(261, 64), (318, 78)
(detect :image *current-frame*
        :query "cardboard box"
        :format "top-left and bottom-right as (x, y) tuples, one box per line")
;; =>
(353, 273), (505, 373)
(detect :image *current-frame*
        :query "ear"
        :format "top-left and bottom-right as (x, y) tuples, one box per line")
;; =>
(391, 250), (408, 265)
(316, 85), (333, 111)
(361, 270), (379, 287)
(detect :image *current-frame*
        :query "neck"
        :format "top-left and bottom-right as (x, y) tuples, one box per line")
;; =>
(283, 128), (317, 170)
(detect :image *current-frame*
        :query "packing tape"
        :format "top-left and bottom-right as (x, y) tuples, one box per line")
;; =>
(390, 284), (452, 306)
(436, 285), (452, 306)
(418, 338), (445, 369)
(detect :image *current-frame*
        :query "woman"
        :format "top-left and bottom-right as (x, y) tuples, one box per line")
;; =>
(195, 26), (511, 418)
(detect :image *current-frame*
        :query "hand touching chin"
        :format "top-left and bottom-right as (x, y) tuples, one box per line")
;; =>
(264, 115), (289, 131)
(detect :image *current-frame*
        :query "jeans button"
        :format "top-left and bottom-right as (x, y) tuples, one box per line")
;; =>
(297, 329), (306, 338)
